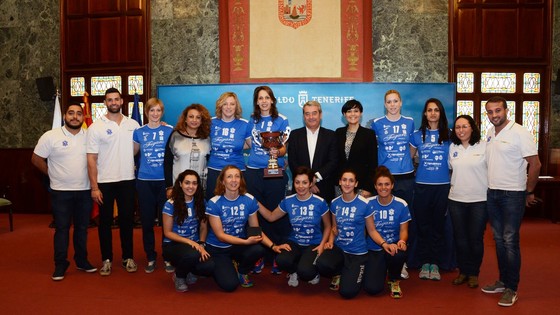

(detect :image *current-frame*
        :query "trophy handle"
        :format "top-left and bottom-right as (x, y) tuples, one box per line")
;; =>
(252, 128), (262, 147)
(281, 127), (291, 145)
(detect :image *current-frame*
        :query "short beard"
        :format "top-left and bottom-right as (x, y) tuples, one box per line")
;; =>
(65, 121), (82, 130)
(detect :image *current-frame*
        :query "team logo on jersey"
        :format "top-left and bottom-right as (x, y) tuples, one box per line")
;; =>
(278, 0), (312, 29)
(106, 129), (113, 135)
(62, 140), (68, 147)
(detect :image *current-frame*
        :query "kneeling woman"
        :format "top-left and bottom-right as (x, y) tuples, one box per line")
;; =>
(162, 170), (215, 292)
(363, 166), (411, 299)
(206, 165), (289, 292)
(316, 169), (385, 299)
(258, 166), (331, 287)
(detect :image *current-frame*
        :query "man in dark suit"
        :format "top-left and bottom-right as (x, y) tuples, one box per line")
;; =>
(288, 100), (338, 203)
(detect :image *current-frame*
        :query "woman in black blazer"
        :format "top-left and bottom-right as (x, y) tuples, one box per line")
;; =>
(335, 99), (378, 197)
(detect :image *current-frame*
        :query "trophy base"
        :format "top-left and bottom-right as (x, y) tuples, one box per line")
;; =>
(264, 168), (283, 178)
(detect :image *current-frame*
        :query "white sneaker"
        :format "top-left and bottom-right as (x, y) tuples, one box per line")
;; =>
(287, 272), (299, 287)
(308, 274), (320, 285)
(401, 263), (409, 279)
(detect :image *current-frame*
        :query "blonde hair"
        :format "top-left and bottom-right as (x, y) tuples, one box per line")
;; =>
(215, 92), (242, 119)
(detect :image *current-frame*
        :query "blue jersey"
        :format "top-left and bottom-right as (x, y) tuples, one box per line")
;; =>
(371, 115), (415, 175)
(410, 129), (450, 184)
(208, 118), (251, 171)
(330, 194), (374, 255)
(278, 194), (329, 246)
(206, 193), (259, 248)
(162, 199), (201, 243)
(247, 114), (290, 169)
(366, 196), (411, 251)
(133, 124), (173, 180)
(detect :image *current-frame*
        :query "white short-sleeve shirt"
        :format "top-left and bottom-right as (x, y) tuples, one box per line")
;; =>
(448, 141), (487, 202)
(33, 127), (90, 191)
(485, 121), (537, 191)
(86, 115), (139, 183)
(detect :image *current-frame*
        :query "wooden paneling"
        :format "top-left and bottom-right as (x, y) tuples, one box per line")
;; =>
(450, 0), (553, 173)
(126, 16), (145, 63)
(65, 19), (89, 66)
(61, 0), (151, 108)
(481, 9), (517, 57)
(519, 8), (545, 57)
(127, 0), (143, 11)
(90, 1), (120, 13)
(90, 17), (121, 64)
(457, 8), (477, 57)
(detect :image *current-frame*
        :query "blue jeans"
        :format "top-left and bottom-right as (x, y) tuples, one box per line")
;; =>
(487, 189), (525, 291)
(50, 190), (92, 267)
(136, 179), (167, 262)
(448, 199), (487, 276)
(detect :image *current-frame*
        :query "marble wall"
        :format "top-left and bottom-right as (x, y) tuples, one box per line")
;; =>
(0, 0), (558, 149)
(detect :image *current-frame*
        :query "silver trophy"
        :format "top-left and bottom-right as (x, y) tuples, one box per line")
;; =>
(252, 127), (291, 178)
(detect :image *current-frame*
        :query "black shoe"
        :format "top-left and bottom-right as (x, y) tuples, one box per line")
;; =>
(76, 261), (98, 273)
(52, 264), (68, 281)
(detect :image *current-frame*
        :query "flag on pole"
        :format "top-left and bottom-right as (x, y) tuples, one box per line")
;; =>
(131, 92), (142, 125)
(81, 91), (98, 220)
(82, 92), (93, 129)
(51, 93), (62, 130)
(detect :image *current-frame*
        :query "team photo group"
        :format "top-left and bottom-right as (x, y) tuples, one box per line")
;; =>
(32, 85), (541, 307)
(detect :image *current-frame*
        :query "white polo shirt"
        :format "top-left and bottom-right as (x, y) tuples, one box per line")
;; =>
(86, 115), (139, 183)
(485, 121), (537, 191)
(448, 141), (487, 202)
(33, 126), (90, 191)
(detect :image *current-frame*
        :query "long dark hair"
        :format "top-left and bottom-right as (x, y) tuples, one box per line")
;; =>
(252, 86), (279, 122)
(171, 169), (206, 224)
(450, 115), (481, 146)
(420, 98), (449, 144)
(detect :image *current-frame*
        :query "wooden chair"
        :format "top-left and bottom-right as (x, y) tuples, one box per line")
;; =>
(0, 186), (13, 232)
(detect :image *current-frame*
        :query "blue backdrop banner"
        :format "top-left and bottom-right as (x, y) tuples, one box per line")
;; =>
(157, 82), (456, 131)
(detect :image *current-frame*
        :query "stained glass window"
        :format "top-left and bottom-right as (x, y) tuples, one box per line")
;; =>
(70, 77), (85, 97)
(523, 73), (540, 94)
(456, 100), (474, 117)
(480, 101), (515, 136)
(91, 103), (107, 122)
(91, 76), (122, 96)
(128, 75), (144, 95)
(128, 102), (144, 122)
(522, 101), (539, 143)
(456, 72), (474, 93)
(481, 72), (516, 93)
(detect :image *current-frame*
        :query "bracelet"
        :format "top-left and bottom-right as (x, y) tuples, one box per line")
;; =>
(380, 241), (386, 247)
(197, 241), (206, 248)
(270, 243), (276, 249)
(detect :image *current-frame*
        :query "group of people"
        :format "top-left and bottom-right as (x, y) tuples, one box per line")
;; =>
(32, 86), (541, 306)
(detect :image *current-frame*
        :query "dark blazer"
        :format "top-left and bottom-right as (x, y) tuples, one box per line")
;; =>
(287, 126), (338, 203)
(335, 125), (378, 194)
